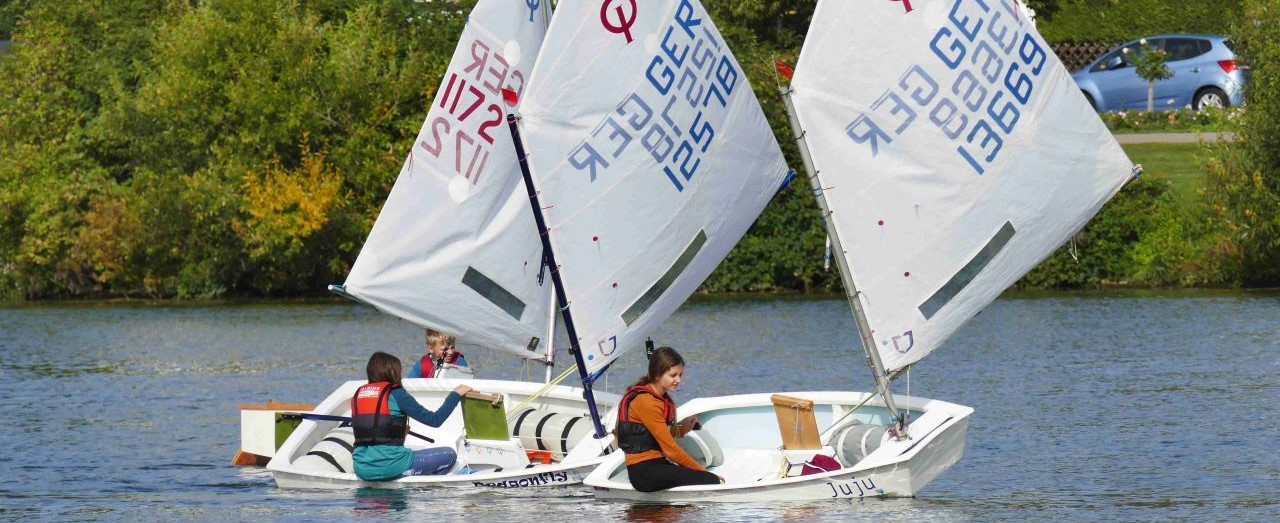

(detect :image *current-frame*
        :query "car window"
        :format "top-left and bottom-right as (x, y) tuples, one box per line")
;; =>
(1090, 43), (1141, 72)
(1164, 38), (1209, 61)
(1090, 50), (1121, 72)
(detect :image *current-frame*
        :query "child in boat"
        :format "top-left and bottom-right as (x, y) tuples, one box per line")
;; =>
(351, 351), (471, 481)
(616, 346), (722, 492)
(407, 328), (468, 378)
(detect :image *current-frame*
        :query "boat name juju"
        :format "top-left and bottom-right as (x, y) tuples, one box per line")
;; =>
(826, 477), (883, 498)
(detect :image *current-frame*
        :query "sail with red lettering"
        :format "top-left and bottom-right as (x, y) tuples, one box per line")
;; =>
(515, 0), (789, 375)
(788, 0), (1134, 373)
(339, 0), (554, 359)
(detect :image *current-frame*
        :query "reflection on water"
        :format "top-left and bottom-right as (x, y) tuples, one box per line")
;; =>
(354, 489), (410, 513)
(1, 291), (1278, 522)
(3, 362), (120, 378)
(623, 503), (696, 523)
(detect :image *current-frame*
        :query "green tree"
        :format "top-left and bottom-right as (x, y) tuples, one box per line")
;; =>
(1036, 0), (1243, 43)
(0, 0), (34, 40)
(1128, 39), (1173, 112)
(1201, 0), (1280, 286)
(1, 0), (471, 299)
(0, 0), (169, 299)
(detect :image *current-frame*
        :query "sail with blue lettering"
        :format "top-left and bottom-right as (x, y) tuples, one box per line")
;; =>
(789, 0), (1134, 373)
(515, 0), (789, 375)
(339, 0), (554, 358)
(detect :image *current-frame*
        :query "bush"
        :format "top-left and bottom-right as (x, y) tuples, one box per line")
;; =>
(1200, 0), (1280, 286)
(1018, 177), (1175, 288)
(1100, 107), (1243, 133)
(1038, 0), (1244, 43)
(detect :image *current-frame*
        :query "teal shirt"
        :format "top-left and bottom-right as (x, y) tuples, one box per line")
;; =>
(352, 389), (461, 481)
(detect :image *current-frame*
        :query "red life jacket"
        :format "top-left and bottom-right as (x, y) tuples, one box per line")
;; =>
(350, 382), (407, 446)
(615, 385), (676, 454)
(418, 355), (437, 378)
(418, 352), (463, 378)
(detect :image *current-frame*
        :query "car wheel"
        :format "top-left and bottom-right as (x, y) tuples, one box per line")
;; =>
(1082, 91), (1097, 111)
(1193, 87), (1229, 110)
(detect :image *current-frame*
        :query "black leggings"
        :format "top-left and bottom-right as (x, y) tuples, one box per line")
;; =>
(626, 458), (720, 493)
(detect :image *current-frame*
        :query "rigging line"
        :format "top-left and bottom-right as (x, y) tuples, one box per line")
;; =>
(765, 55), (783, 90)
(906, 365), (912, 425)
(817, 393), (879, 442)
(504, 364), (580, 424)
(791, 403), (803, 441)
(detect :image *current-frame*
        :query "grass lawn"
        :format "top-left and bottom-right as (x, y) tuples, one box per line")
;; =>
(1119, 142), (1209, 201)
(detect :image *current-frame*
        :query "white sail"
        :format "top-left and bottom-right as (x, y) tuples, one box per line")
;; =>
(341, 0), (553, 359)
(517, 0), (789, 375)
(790, 0), (1133, 372)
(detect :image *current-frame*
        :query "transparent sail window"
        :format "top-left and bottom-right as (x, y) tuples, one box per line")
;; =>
(461, 267), (527, 321)
(621, 230), (708, 326)
(919, 221), (1016, 319)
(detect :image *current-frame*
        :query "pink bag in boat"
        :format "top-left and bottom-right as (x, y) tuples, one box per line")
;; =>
(799, 454), (842, 475)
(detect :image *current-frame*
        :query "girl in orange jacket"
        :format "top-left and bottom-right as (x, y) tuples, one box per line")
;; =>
(616, 346), (721, 492)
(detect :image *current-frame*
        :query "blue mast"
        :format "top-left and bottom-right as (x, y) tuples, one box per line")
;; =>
(505, 113), (608, 438)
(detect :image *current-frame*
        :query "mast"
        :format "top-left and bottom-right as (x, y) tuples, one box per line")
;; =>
(543, 284), (556, 383)
(506, 113), (607, 438)
(780, 85), (907, 438)
(539, 0), (555, 387)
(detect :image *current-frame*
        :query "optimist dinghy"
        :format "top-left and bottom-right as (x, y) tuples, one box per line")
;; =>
(270, 378), (619, 489)
(585, 0), (1137, 501)
(268, 0), (624, 489)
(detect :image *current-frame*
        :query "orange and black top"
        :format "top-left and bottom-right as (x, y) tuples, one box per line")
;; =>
(350, 382), (407, 446)
(616, 385), (704, 471)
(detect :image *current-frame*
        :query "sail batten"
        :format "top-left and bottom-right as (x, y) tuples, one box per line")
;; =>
(790, 0), (1134, 373)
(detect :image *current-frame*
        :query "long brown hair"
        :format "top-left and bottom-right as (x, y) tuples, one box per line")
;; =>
(366, 351), (403, 384)
(630, 346), (685, 387)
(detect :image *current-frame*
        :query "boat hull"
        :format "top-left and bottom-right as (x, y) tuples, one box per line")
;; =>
(584, 391), (972, 502)
(271, 457), (595, 490)
(268, 378), (618, 490)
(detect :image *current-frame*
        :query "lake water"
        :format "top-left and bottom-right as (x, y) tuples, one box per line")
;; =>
(1, 291), (1277, 522)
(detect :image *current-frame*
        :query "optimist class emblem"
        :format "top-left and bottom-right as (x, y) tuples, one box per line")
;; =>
(600, 0), (637, 43)
(526, 0), (539, 22)
(881, 330), (915, 354)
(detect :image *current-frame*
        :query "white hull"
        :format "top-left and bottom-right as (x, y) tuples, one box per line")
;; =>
(268, 378), (619, 490)
(584, 391), (972, 502)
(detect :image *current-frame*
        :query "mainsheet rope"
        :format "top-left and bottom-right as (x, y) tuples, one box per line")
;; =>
(505, 363), (580, 424)
(817, 392), (879, 443)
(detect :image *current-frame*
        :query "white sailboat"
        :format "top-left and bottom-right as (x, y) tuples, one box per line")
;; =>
(268, 0), (623, 490)
(585, 0), (1138, 501)
(499, 0), (790, 495)
(510, 0), (789, 386)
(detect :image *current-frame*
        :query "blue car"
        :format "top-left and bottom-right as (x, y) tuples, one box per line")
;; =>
(1071, 34), (1248, 112)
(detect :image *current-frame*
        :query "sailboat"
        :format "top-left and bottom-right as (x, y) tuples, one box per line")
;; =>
(268, 0), (624, 489)
(509, 0), (789, 386)
(585, 0), (1137, 501)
